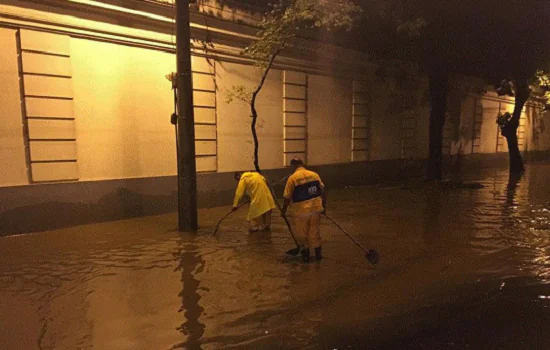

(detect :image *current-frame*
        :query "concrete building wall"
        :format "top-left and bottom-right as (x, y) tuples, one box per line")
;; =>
(0, 28), (28, 187)
(454, 95), (477, 155)
(445, 76), (546, 158)
(541, 111), (550, 151)
(1, 2), (550, 235)
(476, 98), (501, 154)
(524, 103), (542, 154)
(307, 75), (352, 165)
(368, 84), (410, 161)
(413, 83), (431, 160)
(531, 105), (550, 151)
(216, 62), (284, 172)
(71, 38), (177, 181)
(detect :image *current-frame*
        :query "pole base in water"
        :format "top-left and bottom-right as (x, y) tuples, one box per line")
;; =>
(366, 249), (381, 265)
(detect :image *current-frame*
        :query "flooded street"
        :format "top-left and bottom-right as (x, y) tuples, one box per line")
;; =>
(1, 163), (550, 350)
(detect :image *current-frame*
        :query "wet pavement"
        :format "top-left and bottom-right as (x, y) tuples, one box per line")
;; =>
(1, 163), (550, 350)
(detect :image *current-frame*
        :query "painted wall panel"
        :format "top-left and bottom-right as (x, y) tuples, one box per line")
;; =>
(27, 119), (76, 140)
(353, 95), (369, 105)
(194, 107), (216, 124)
(24, 75), (73, 98)
(21, 52), (72, 77)
(352, 150), (369, 162)
(353, 104), (368, 116)
(307, 75), (352, 165)
(195, 141), (217, 155)
(191, 56), (214, 74)
(30, 141), (77, 161)
(353, 128), (369, 139)
(284, 113), (306, 126)
(31, 162), (78, 182)
(283, 71), (308, 164)
(284, 71), (306, 85)
(353, 116), (368, 128)
(284, 84), (306, 99)
(284, 140), (306, 153)
(351, 80), (371, 161)
(0, 28), (28, 187)
(25, 97), (75, 119)
(284, 99), (306, 112)
(17, 29), (79, 183)
(196, 156), (217, 172)
(479, 99), (500, 154)
(285, 126), (306, 139)
(19, 29), (70, 56)
(192, 72), (216, 91)
(353, 139), (369, 151)
(195, 124), (217, 140)
(193, 90), (216, 107)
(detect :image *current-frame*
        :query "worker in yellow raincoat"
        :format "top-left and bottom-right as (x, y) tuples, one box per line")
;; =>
(232, 171), (277, 232)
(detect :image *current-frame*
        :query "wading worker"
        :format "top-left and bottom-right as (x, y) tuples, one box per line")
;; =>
(281, 158), (326, 262)
(233, 171), (276, 232)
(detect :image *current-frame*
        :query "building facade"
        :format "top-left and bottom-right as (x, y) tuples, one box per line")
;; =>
(0, 0), (549, 235)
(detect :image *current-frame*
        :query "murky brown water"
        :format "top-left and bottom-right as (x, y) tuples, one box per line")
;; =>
(1, 164), (549, 349)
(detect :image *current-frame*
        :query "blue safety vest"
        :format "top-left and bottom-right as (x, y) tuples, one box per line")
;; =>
(292, 180), (322, 203)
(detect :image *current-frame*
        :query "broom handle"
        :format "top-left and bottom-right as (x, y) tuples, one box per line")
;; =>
(264, 176), (300, 248)
(213, 201), (247, 235)
(323, 214), (367, 252)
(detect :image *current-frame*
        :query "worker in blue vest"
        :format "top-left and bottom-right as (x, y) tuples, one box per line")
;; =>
(281, 158), (326, 262)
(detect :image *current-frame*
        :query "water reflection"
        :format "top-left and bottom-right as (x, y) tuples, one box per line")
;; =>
(1, 165), (550, 349)
(502, 171), (523, 229)
(247, 229), (273, 248)
(173, 240), (205, 350)
(423, 187), (442, 251)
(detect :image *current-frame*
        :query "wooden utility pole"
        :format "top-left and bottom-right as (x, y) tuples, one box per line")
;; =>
(175, 0), (198, 231)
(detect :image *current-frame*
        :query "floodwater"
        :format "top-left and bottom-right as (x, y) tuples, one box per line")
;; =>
(1, 164), (550, 350)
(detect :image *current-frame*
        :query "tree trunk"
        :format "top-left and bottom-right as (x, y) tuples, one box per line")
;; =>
(427, 71), (449, 181)
(504, 132), (523, 173)
(248, 48), (282, 174)
(250, 102), (261, 173)
(502, 81), (529, 174)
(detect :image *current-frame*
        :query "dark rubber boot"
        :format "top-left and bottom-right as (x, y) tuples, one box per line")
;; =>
(301, 248), (310, 263)
(314, 247), (322, 261)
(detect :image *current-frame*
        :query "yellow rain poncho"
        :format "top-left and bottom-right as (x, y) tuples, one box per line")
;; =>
(233, 172), (276, 221)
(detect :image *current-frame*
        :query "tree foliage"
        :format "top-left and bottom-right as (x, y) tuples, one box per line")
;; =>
(247, 0), (360, 66)
(229, 0), (362, 101)
(226, 0), (361, 172)
(536, 70), (550, 110)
